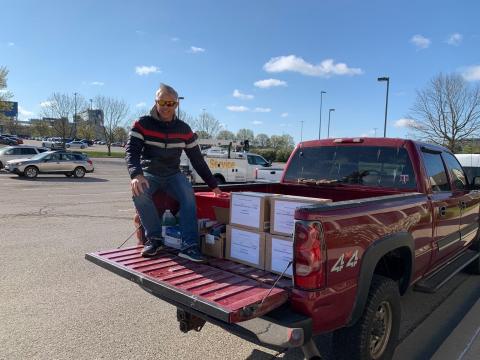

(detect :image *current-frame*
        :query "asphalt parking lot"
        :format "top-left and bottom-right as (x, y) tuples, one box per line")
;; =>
(0, 159), (479, 360)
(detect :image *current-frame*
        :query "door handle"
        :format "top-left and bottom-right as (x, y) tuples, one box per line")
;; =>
(439, 206), (447, 217)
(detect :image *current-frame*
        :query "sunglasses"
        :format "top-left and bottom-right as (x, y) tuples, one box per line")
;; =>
(156, 99), (178, 107)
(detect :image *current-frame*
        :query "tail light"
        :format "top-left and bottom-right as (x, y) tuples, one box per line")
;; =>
(87, 159), (93, 165)
(294, 221), (326, 290)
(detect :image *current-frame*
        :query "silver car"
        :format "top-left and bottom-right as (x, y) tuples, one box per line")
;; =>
(0, 145), (48, 169)
(5, 151), (94, 178)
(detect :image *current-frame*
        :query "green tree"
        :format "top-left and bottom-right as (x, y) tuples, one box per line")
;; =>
(0, 66), (14, 130)
(30, 120), (52, 138)
(408, 73), (480, 151)
(76, 120), (96, 140)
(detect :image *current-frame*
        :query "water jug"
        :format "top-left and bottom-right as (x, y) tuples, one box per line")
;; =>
(162, 210), (177, 237)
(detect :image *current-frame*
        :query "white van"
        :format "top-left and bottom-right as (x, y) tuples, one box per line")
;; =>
(454, 154), (480, 183)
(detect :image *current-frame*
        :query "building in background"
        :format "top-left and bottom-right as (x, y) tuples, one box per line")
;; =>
(78, 109), (104, 139)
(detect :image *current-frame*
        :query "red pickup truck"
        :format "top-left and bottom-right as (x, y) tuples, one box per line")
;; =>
(86, 137), (480, 360)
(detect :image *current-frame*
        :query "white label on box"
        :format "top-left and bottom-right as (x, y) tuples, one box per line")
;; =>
(231, 194), (261, 228)
(164, 235), (182, 249)
(274, 200), (312, 235)
(271, 238), (293, 276)
(206, 234), (216, 245)
(230, 228), (260, 265)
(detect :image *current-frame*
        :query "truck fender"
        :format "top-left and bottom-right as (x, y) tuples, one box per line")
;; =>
(347, 231), (414, 326)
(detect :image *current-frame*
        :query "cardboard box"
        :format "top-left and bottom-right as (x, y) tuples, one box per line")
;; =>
(270, 195), (331, 236)
(213, 206), (230, 224)
(265, 234), (294, 277)
(226, 225), (266, 269)
(201, 233), (226, 259)
(229, 192), (272, 232)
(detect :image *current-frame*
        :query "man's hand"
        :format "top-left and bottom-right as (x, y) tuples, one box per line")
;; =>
(131, 174), (149, 196)
(212, 187), (223, 196)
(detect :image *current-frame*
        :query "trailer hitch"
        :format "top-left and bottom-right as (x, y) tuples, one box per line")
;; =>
(176, 308), (206, 333)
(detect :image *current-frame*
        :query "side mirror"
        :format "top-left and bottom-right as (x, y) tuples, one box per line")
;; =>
(473, 176), (480, 189)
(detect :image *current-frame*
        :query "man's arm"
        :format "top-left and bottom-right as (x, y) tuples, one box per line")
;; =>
(184, 133), (219, 190)
(125, 120), (145, 179)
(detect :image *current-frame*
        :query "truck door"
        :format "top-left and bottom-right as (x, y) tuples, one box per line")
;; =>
(421, 149), (462, 268)
(442, 152), (480, 249)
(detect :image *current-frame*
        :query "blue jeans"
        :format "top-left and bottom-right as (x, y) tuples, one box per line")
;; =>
(132, 172), (199, 250)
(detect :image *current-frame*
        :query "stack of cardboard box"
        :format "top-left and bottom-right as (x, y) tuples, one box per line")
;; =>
(225, 192), (331, 277)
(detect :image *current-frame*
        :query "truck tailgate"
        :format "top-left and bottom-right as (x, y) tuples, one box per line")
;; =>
(86, 246), (290, 323)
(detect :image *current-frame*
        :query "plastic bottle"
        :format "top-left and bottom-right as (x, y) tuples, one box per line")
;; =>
(162, 210), (177, 237)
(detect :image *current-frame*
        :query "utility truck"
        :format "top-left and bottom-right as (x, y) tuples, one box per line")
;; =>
(87, 137), (480, 360)
(180, 139), (279, 184)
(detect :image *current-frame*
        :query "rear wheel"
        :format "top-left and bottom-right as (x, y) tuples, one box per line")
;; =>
(332, 275), (400, 360)
(24, 166), (39, 179)
(214, 174), (225, 185)
(0, 161), (3, 169)
(467, 239), (480, 275)
(73, 167), (86, 178)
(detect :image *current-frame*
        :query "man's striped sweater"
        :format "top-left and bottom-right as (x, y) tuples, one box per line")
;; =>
(125, 109), (218, 189)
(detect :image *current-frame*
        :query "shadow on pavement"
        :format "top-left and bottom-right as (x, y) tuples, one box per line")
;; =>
(12, 176), (109, 183)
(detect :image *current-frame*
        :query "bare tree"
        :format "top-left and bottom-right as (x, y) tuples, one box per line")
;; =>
(191, 111), (221, 138)
(94, 96), (130, 155)
(41, 92), (87, 140)
(408, 73), (480, 151)
(76, 120), (96, 140)
(254, 133), (270, 147)
(236, 128), (254, 142)
(217, 130), (236, 140)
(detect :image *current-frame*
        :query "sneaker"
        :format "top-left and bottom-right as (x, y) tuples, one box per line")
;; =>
(141, 237), (164, 257)
(178, 247), (207, 263)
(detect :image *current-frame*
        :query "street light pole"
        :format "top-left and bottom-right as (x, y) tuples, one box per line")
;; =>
(300, 120), (304, 142)
(177, 96), (184, 118)
(327, 108), (335, 138)
(319, 90), (326, 139)
(89, 98), (93, 110)
(73, 92), (78, 139)
(377, 77), (390, 137)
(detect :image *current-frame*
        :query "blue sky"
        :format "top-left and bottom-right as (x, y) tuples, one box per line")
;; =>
(2, 0), (479, 144)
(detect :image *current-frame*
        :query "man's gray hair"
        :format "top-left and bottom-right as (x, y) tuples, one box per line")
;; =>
(155, 83), (178, 100)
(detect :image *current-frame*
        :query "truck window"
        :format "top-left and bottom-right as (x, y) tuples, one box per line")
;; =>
(422, 152), (450, 192)
(283, 146), (416, 189)
(442, 152), (467, 190)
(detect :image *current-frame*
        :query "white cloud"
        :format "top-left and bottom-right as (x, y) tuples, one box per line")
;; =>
(135, 65), (161, 76)
(253, 107), (271, 113)
(410, 34), (431, 49)
(461, 65), (480, 81)
(446, 33), (462, 46)
(7, 42), (14, 46)
(281, 112), (289, 117)
(40, 101), (55, 108)
(136, 102), (147, 107)
(252, 120), (263, 125)
(189, 46), (205, 53)
(226, 105), (249, 112)
(90, 81), (104, 86)
(233, 89), (254, 100)
(263, 55), (363, 77)
(18, 106), (34, 120)
(394, 118), (417, 128)
(254, 78), (287, 88)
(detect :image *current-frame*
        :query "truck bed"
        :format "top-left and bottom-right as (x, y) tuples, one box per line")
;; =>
(86, 246), (292, 323)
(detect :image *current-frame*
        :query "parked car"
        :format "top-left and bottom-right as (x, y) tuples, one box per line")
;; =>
(66, 141), (87, 149)
(0, 135), (17, 145)
(5, 150), (94, 178)
(111, 142), (125, 147)
(0, 145), (48, 169)
(42, 137), (65, 150)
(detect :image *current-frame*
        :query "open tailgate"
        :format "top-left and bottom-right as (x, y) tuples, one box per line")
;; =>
(86, 246), (290, 323)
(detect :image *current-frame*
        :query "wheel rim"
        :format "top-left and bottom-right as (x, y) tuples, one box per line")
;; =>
(75, 168), (85, 177)
(25, 167), (37, 178)
(369, 301), (392, 359)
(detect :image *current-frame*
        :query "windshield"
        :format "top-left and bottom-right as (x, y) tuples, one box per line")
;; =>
(284, 145), (417, 189)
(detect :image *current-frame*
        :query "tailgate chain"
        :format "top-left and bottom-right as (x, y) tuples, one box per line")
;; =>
(259, 261), (293, 308)
(116, 224), (142, 249)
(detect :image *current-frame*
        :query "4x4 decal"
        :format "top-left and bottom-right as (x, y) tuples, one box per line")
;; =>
(331, 250), (359, 272)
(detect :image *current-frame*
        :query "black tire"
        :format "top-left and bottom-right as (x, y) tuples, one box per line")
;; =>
(332, 275), (401, 360)
(214, 174), (225, 184)
(73, 166), (86, 178)
(65, 173), (73, 177)
(24, 166), (39, 179)
(0, 161), (3, 169)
